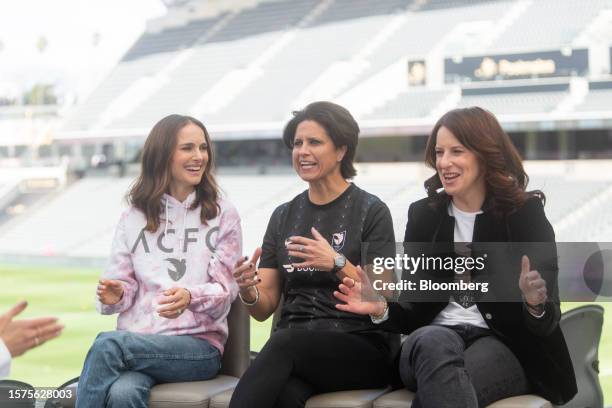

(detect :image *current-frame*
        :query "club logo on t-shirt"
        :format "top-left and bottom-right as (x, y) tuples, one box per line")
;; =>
(332, 231), (347, 251)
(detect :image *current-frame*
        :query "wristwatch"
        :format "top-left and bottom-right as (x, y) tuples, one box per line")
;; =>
(331, 253), (346, 273)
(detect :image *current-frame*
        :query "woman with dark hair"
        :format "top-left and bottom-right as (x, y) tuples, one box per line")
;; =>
(229, 101), (398, 408)
(335, 107), (577, 407)
(76, 114), (241, 408)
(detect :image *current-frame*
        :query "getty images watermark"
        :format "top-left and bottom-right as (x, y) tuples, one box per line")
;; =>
(371, 253), (490, 293)
(362, 242), (612, 302)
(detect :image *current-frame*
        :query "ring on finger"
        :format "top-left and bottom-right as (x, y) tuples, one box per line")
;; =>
(298, 245), (305, 252)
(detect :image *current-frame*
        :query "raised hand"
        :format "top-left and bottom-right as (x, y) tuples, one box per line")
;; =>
(0, 301), (63, 357)
(286, 227), (336, 271)
(518, 255), (547, 307)
(97, 279), (124, 305)
(233, 247), (262, 302)
(0, 301), (27, 333)
(334, 266), (385, 316)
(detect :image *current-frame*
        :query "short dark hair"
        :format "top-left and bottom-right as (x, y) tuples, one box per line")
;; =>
(282, 101), (359, 179)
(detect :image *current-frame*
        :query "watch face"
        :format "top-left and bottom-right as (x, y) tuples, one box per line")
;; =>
(334, 254), (346, 268)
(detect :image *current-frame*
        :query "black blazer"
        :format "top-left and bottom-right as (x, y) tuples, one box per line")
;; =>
(381, 194), (577, 404)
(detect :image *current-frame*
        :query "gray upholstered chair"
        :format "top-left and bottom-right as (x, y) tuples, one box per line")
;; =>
(558, 304), (604, 408)
(49, 298), (250, 408)
(373, 304), (606, 408)
(372, 389), (553, 408)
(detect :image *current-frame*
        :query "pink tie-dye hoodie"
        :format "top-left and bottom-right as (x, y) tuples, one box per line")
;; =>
(97, 191), (241, 354)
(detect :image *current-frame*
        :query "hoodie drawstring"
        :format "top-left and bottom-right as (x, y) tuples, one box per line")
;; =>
(177, 202), (188, 252)
(164, 198), (169, 238)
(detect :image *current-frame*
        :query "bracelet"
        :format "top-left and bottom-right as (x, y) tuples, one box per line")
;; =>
(370, 296), (389, 321)
(239, 286), (259, 306)
(525, 302), (545, 318)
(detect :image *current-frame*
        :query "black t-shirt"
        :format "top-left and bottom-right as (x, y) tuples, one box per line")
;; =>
(260, 183), (396, 335)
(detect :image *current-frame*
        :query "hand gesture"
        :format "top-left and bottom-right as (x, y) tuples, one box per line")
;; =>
(0, 301), (27, 333)
(157, 288), (192, 319)
(518, 255), (547, 307)
(0, 301), (63, 357)
(334, 266), (385, 316)
(97, 279), (124, 305)
(233, 248), (262, 302)
(286, 227), (336, 271)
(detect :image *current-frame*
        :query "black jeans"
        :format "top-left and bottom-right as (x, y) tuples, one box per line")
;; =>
(229, 329), (392, 408)
(399, 324), (529, 408)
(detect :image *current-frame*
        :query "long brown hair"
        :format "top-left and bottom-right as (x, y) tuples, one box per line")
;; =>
(128, 114), (220, 232)
(424, 107), (543, 215)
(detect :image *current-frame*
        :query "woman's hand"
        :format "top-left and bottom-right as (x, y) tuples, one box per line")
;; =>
(518, 255), (547, 306)
(0, 301), (63, 358)
(97, 279), (124, 305)
(233, 248), (262, 302)
(287, 227), (336, 271)
(157, 288), (191, 319)
(334, 266), (386, 316)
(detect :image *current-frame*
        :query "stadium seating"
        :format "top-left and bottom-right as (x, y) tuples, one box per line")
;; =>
(575, 81), (612, 113)
(457, 84), (570, 116)
(365, 89), (451, 120)
(61, 0), (519, 132)
(123, 15), (225, 61)
(487, 0), (610, 52)
(47, 299), (250, 408)
(312, 0), (413, 26)
(331, 1), (513, 101)
(2, 162), (612, 260)
(418, 0), (500, 11)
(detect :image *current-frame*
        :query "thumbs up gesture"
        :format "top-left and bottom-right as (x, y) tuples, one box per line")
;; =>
(518, 255), (547, 307)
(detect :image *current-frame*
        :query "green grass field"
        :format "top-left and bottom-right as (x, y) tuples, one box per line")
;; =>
(0, 264), (610, 404)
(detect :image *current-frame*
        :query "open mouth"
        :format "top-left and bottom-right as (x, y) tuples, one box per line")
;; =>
(442, 172), (460, 182)
(185, 165), (202, 175)
(299, 160), (317, 170)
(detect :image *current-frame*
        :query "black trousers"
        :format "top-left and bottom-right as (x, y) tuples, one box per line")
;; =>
(399, 324), (530, 408)
(229, 328), (392, 408)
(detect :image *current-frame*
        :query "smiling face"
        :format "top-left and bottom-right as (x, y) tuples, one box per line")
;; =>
(435, 126), (485, 203)
(169, 122), (209, 196)
(292, 120), (346, 183)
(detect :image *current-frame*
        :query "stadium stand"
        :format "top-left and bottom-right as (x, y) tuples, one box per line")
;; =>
(365, 89), (452, 120)
(2, 161), (611, 261)
(55, 0), (612, 138)
(575, 81), (612, 113)
(457, 84), (570, 116)
(122, 14), (226, 61)
(59, 0), (524, 132)
(487, 0), (612, 53)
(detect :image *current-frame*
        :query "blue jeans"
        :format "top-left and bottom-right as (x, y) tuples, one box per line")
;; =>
(399, 325), (529, 408)
(75, 331), (221, 408)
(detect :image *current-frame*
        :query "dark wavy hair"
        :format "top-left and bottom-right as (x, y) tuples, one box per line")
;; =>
(424, 107), (544, 215)
(282, 101), (359, 179)
(128, 114), (220, 232)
